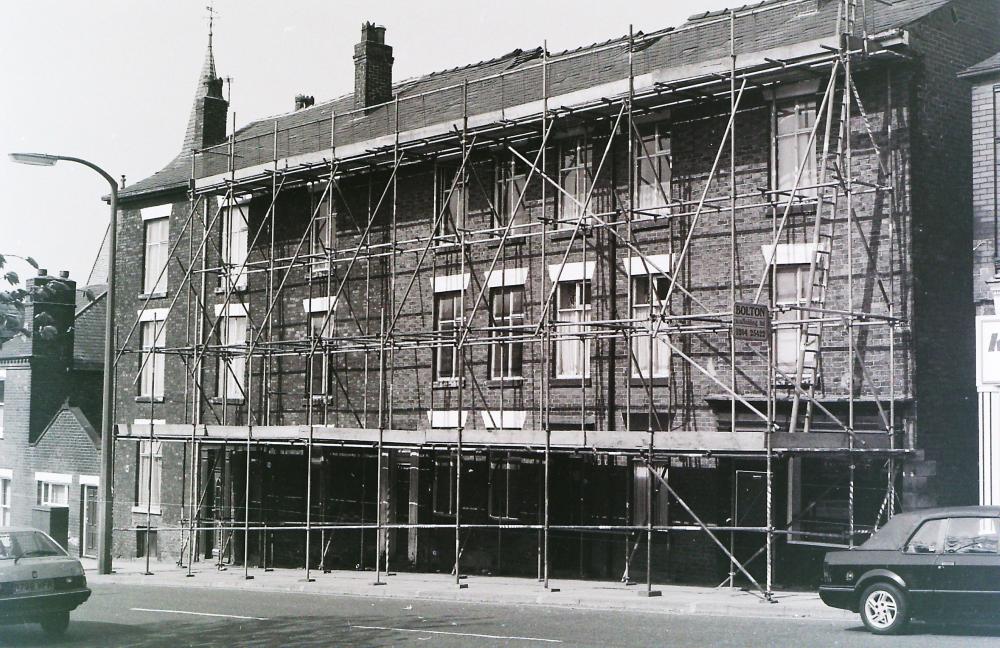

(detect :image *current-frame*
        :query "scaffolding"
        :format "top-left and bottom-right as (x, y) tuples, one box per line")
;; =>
(114, 0), (912, 599)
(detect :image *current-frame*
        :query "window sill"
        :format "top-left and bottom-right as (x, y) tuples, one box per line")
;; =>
(632, 217), (672, 233)
(132, 506), (162, 516)
(486, 378), (524, 387)
(629, 377), (670, 387)
(550, 378), (592, 388)
(490, 231), (529, 243)
(210, 397), (245, 405)
(432, 240), (462, 251)
(308, 268), (331, 279)
(432, 379), (464, 389)
(138, 291), (167, 300)
(214, 285), (248, 294)
(134, 396), (165, 404)
(772, 200), (817, 215)
(310, 394), (335, 403)
(549, 226), (591, 242)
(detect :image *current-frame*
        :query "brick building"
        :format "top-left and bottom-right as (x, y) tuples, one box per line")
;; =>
(0, 269), (106, 557)
(966, 50), (1000, 503)
(110, 0), (999, 589)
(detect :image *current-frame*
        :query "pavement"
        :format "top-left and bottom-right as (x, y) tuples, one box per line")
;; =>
(81, 556), (853, 622)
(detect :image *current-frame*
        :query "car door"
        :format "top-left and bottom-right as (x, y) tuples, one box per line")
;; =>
(897, 517), (946, 613)
(935, 516), (1000, 615)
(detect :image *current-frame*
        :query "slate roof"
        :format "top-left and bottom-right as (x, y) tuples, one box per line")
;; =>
(73, 287), (106, 366)
(121, 0), (953, 202)
(960, 50), (1000, 78)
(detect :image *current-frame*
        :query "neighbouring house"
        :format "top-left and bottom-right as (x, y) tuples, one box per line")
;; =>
(964, 50), (1000, 505)
(0, 268), (106, 557)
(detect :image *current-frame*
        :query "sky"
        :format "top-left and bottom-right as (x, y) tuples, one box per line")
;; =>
(0, 0), (734, 286)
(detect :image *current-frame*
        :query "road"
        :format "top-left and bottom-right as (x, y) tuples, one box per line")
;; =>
(3, 583), (1000, 647)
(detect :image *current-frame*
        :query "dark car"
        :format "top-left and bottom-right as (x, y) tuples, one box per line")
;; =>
(0, 527), (91, 637)
(819, 506), (1000, 634)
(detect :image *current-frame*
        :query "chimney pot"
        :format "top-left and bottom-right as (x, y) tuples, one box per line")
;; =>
(58, 270), (69, 279)
(38, 268), (48, 277)
(294, 94), (315, 111)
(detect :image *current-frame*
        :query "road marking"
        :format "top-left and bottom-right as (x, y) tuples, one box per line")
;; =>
(351, 624), (562, 643)
(130, 607), (268, 621)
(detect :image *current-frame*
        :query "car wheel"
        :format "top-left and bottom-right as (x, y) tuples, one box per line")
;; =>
(860, 582), (909, 635)
(40, 610), (70, 637)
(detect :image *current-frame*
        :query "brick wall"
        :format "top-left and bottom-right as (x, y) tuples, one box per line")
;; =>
(107, 0), (1000, 572)
(971, 73), (999, 313)
(906, 0), (1000, 506)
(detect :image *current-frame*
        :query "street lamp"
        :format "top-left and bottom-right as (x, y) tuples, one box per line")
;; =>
(9, 152), (118, 575)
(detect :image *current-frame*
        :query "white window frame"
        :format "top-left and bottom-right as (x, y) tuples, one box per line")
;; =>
(554, 279), (592, 379)
(137, 310), (167, 400)
(434, 291), (462, 381)
(305, 298), (336, 397)
(774, 96), (818, 199)
(764, 244), (820, 382)
(489, 284), (525, 379)
(134, 440), (162, 514)
(634, 121), (672, 217)
(435, 164), (466, 240)
(221, 200), (249, 291)
(142, 215), (170, 295)
(35, 472), (71, 507)
(215, 305), (248, 400)
(0, 476), (11, 526)
(558, 137), (592, 226)
(631, 274), (671, 379)
(495, 157), (531, 230)
(311, 189), (336, 274)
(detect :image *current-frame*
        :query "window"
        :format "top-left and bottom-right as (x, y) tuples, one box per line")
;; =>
(432, 456), (455, 516)
(143, 217), (169, 295)
(139, 318), (166, 399)
(217, 314), (247, 399)
(136, 441), (162, 513)
(943, 517), (1000, 554)
(631, 275), (670, 378)
(434, 292), (462, 380)
(904, 519), (944, 554)
(488, 458), (520, 521)
(490, 285), (524, 379)
(0, 478), (10, 526)
(775, 98), (817, 198)
(495, 158), (531, 229)
(309, 310), (335, 396)
(221, 202), (249, 290)
(0, 368), (5, 437)
(311, 191), (336, 274)
(435, 165), (465, 239)
(773, 263), (818, 381)
(634, 123), (672, 217)
(559, 138), (591, 225)
(37, 481), (69, 507)
(632, 463), (670, 526)
(555, 280), (591, 378)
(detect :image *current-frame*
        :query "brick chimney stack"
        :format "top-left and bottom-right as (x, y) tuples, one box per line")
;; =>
(354, 22), (393, 109)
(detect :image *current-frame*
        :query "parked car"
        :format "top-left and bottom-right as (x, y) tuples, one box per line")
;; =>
(819, 506), (1000, 634)
(0, 526), (91, 637)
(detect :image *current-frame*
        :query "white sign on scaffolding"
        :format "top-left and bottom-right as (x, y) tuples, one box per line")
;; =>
(733, 302), (771, 342)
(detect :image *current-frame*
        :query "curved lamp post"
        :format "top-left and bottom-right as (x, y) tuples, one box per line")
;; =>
(9, 152), (118, 575)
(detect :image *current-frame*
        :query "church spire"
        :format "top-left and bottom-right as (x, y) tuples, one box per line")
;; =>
(182, 9), (228, 153)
